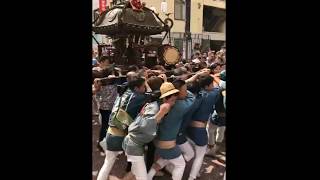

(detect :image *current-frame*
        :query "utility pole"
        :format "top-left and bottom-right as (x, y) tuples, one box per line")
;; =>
(185, 0), (191, 60)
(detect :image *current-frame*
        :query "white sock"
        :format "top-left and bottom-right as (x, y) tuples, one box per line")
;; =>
(147, 168), (156, 180)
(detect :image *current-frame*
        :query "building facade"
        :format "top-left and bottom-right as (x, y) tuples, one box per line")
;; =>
(145, 0), (225, 59)
(92, 0), (225, 59)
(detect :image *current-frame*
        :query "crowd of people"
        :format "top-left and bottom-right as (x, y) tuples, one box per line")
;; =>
(92, 46), (226, 180)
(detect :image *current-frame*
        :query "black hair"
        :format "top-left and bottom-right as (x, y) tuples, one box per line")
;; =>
(199, 62), (208, 69)
(192, 66), (200, 73)
(198, 75), (214, 89)
(166, 76), (175, 83)
(165, 70), (174, 77)
(128, 65), (139, 72)
(187, 81), (200, 94)
(147, 76), (163, 91)
(173, 68), (183, 76)
(128, 77), (145, 91)
(163, 92), (178, 100)
(209, 63), (218, 70)
(172, 79), (186, 89)
(145, 57), (157, 68)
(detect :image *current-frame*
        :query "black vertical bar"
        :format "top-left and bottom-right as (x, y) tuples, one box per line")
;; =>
(185, 0), (191, 60)
(185, 0), (191, 32)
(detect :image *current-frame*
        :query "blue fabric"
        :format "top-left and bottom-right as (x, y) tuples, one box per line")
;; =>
(122, 135), (144, 156)
(106, 133), (125, 151)
(156, 146), (182, 159)
(123, 101), (159, 156)
(175, 93), (204, 145)
(191, 88), (220, 121)
(158, 91), (195, 141)
(176, 133), (188, 145)
(122, 101), (159, 156)
(127, 101), (159, 145)
(187, 127), (208, 146)
(186, 88), (220, 146)
(126, 92), (148, 119)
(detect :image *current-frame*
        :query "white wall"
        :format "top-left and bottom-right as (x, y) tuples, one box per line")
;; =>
(93, 0), (99, 10)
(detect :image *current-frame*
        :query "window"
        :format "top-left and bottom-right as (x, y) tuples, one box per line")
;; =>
(174, 39), (184, 53)
(202, 40), (210, 52)
(174, 0), (185, 20)
(203, 6), (226, 32)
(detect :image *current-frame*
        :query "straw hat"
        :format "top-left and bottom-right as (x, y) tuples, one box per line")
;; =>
(159, 82), (180, 99)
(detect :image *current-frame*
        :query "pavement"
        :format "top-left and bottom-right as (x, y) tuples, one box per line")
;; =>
(92, 114), (226, 180)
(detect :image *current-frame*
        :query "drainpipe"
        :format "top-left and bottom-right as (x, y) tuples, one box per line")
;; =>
(185, 0), (191, 60)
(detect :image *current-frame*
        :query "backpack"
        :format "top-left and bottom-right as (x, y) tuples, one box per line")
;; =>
(110, 90), (135, 131)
